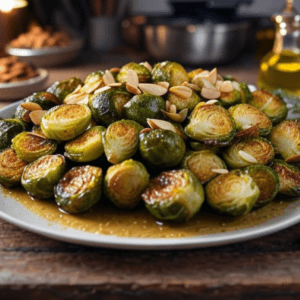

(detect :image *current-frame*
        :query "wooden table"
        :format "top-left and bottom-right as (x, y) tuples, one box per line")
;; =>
(1, 52), (300, 300)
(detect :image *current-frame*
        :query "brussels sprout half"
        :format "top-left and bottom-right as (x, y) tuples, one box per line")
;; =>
(142, 169), (205, 222)
(21, 154), (67, 199)
(41, 104), (92, 141)
(139, 129), (186, 168)
(244, 164), (279, 208)
(12, 132), (57, 162)
(222, 137), (275, 169)
(0, 148), (28, 187)
(55, 165), (103, 214)
(181, 150), (227, 184)
(189, 141), (219, 154)
(64, 126), (106, 163)
(151, 61), (189, 87)
(167, 90), (200, 112)
(185, 103), (236, 146)
(84, 70), (105, 86)
(269, 120), (300, 163)
(218, 89), (242, 108)
(239, 82), (252, 103)
(271, 159), (300, 197)
(104, 159), (150, 209)
(248, 90), (288, 125)
(206, 169), (260, 216)
(104, 120), (143, 164)
(0, 118), (25, 151)
(229, 103), (272, 136)
(116, 62), (151, 83)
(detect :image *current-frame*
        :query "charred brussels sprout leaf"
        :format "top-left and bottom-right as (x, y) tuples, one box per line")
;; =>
(185, 103), (236, 146)
(104, 159), (149, 209)
(181, 150), (227, 184)
(64, 126), (106, 162)
(244, 164), (279, 208)
(269, 120), (300, 163)
(89, 88), (131, 126)
(21, 154), (66, 199)
(229, 103), (272, 136)
(139, 129), (186, 168)
(222, 137), (275, 169)
(104, 120), (143, 164)
(167, 90), (200, 112)
(271, 159), (300, 197)
(151, 61), (189, 87)
(41, 104), (92, 141)
(12, 132), (57, 162)
(142, 169), (205, 222)
(0, 118), (25, 151)
(206, 169), (260, 216)
(0, 148), (27, 187)
(55, 165), (103, 214)
(123, 94), (165, 127)
(116, 62), (151, 83)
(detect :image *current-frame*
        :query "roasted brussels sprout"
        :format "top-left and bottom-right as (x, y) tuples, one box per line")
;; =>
(104, 159), (149, 209)
(64, 126), (106, 162)
(142, 169), (205, 222)
(84, 70), (105, 86)
(248, 90), (288, 125)
(151, 61), (189, 87)
(218, 89), (241, 108)
(185, 103), (236, 146)
(189, 141), (219, 154)
(223, 137), (274, 169)
(0, 118), (25, 151)
(239, 82), (252, 103)
(167, 90), (200, 112)
(46, 77), (83, 103)
(181, 150), (227, 184)
(244, 164), (279, 208)
(269, 120), (300, 163)
(271, 159), (300, 197)
(55, 165), (103, 214)
(12, 132), (57, 162)
(228, 103), (272, 136)
(41, 104), (92, 141)
(222, 75), (238, 82)
(139, 129), (186, 168)
(104, 120), (143, 164)
(206, 169), (260, 216)
(89, 87), (131, 126)
(123, 94), (165, 127)
(116, 62), (151, 83)
(21, 154), (66, 199)
(0, 148), (27, 187)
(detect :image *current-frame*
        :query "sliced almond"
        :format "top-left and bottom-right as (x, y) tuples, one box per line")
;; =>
(72, 84), (82, 94)
(232, 81), (241, 92)
(103, 70), (116, 85)
(140, 128), (152, 134)
(29, 110), (46, 126)
(82, 80), (102, 94)
(238, 150), (258, 163)
(21, 102), (42, 111)
(166, 100), (171, 111)
(94, 86), (111, 94)
(141, 61), (152, 73)
(28, 132), (47, 139)
(22, 111), (31, 123)
(208, 68), (218, 84)
(157, 81), (170, 90)
(178, 108), (188, 120)
(182, 81), (201, 92)
(169, 104), (177, 114)
(219, 80), (234, 93)
(64, 93), (89, 104)
(192, 77), (216, 89)
(138, 83), (168, 96)
(169, 86), (193, 99)
(147, 119), (177, 134)
(109, 67), (121, 73)
(161, 110), (183, 123)
(126, 83), (141, 95)
(211, 169), (229, 174)
(201, 87), (221, 100)
(206, 99), (219, 105)
(217, 74), (224, 81)
(108, 82), (123, 87)
(126, 69), (139, 88)
(215, 80), (223, 89)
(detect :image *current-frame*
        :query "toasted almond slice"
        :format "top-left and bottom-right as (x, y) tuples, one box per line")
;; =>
(211, 169), (229, 174)
(161, 110), (183, 123)
(21, 102), (43, 111)
(169, 85), (193, 99)
(141, 61), (152, 73)
(169, 104), (177, 114)
(138, 83), (168, 96)
(64, 93), (88, 104)
(238, 150), (258, 163)
(108, 82), (123, 87)
(217, 74), (224, 81)
(27, 132), (47, 139)
(126, 69), (139, 87)
(140, 128), (152, 134)
(219, 80), (234, 93)
(201, 87), (221, 100)
(166, 100), (171, 111)
(147, 119), (177, 133)
(29, 110), (46, 126)
(126, 83), (141, 95)
(72, 84), (82, 94)
(157, 81), (170, 90)
(94, 86), (111, 94)
(215, 80), (223, 89)
(232, 81), (241, 92)
(206, 99), (219, 105)
(76, 95), (90, 105)
(82, 80), (102, 94)
(22, 111), (31, 123)
(178, 108), (188, 121)
(103, 70), (116, 85)
(208, 68), (218, 84)
(109, 67), (121, 73)
(182, 81), (201, 92)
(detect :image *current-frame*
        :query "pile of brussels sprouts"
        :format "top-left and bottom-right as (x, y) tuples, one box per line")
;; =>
(0, 61), (299, 223)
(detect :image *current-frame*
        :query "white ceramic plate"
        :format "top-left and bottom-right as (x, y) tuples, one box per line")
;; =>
(1, 101), (300, 250)
(0, 69), (48, 101)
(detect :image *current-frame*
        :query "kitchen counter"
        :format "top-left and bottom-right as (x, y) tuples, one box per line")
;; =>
(1, 52), (300, 300)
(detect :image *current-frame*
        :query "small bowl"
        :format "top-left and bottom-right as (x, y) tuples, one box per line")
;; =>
(0, 69), (48, 100)
(5, 38), (85, 68)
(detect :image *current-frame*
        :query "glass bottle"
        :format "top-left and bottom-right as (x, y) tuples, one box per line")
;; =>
(257, 0), (300, 95)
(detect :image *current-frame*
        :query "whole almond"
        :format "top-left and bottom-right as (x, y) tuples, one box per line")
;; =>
(138, 83), (168, 96)
(126, 83), (141, 95)
(157, 81), (170, 89)
(169, 86), (193, 99)
(21, 102), (42, 111)
(201, 87), (221, 100)
(219, 80), (234, 93)
(126, 69), (139, 88)
(29, 110), (46, 126)
(103, 70), (116, 85)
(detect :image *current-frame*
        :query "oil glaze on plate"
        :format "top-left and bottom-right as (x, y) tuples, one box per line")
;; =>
(1, 101), (300, 250)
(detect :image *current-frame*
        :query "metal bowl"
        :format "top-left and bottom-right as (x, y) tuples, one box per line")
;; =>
(145, 21), (251, 65)
(5, 38), (85, 68)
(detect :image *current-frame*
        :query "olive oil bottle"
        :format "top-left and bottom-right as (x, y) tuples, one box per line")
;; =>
(257, 0), (300, 95)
